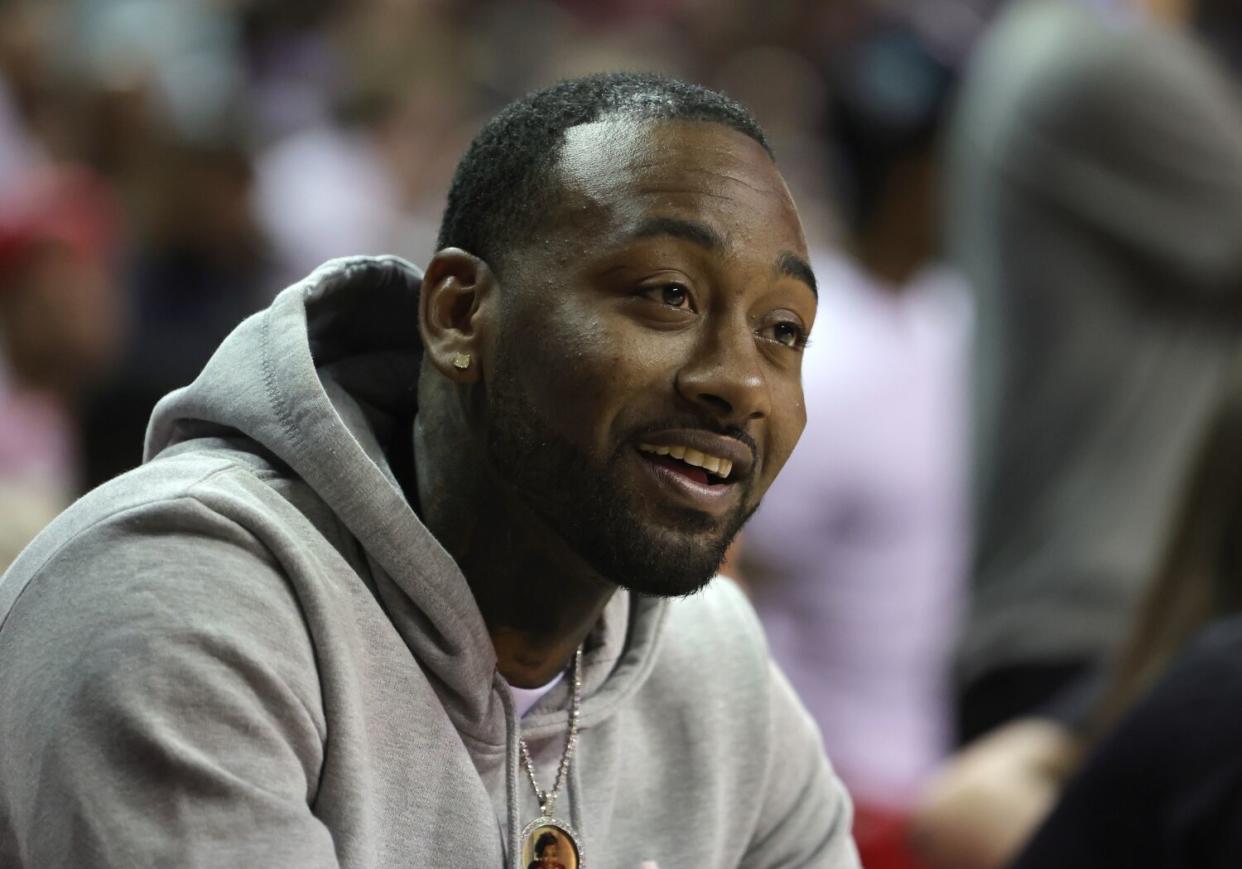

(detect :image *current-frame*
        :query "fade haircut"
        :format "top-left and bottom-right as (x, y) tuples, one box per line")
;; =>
(435, 72), (771, 274)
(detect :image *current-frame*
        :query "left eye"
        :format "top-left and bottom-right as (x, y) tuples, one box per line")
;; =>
(768, 321), (807, 349)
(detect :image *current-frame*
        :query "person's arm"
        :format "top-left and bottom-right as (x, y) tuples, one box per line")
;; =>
(910, 718), (1081, 869)
(741, 662), (861, 869)
(0, 496), (339, 867)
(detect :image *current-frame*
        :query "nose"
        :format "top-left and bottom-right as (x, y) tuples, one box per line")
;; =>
(675, 317), (771, 425)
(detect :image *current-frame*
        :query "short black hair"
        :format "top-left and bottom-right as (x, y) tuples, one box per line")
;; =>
(534, 831), (558, 856)
(826, 25), (956, 234)
(436, 72), (771, 274)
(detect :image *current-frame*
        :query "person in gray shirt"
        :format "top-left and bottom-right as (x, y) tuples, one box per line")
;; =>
(0, 74), (858, 868)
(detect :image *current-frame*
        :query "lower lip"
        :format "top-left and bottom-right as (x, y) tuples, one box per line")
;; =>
(635, 450), (740, 516)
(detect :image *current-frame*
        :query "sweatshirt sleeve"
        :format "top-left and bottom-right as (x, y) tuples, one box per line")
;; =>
(0, 496), (339, 868)
(742, 660), (861, 869)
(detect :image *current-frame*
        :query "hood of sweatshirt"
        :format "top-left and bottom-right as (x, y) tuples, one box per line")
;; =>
(144, 255), (668, 751)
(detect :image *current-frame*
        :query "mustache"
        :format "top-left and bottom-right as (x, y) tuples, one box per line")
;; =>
(625, 416), (759, 466)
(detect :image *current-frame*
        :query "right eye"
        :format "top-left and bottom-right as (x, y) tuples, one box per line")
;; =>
(630, 280), (698, 319)
(660, 284), (689, 308)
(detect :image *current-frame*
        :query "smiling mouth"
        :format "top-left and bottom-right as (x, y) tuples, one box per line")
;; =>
(636, 443), (735, 486)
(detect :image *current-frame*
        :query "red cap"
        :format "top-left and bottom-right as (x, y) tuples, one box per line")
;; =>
(0, 165), (120, 274)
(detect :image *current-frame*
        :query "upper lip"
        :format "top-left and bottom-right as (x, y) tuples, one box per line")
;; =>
(633, 428), (756, 481)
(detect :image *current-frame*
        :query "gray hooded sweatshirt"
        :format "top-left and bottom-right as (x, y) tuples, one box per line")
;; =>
(0, 256), (858, 869)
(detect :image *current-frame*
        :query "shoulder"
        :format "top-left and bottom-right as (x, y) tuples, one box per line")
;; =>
(1134, 617), (1242, 740)
(645, 577), (790, 742)
(3, 452), (248, 596)
(1013, 618), (1242, 868)
(0, 451), (326, 689)
(0, 457), (343, 867)
(654, 585), (858, 866)
(0, 449), (329, 748)
(4, 443), (333, 604)
(970, 2), (1237, 159)
(1074, 617), (1242, 798)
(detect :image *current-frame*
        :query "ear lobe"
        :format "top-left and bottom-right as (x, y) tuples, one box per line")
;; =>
(419, 247), (495, 383)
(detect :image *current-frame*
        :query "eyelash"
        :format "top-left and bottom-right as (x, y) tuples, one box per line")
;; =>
(650, 283), (692, 310)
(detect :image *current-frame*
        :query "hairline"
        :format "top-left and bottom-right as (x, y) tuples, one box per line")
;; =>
(489, 115), (777, 275)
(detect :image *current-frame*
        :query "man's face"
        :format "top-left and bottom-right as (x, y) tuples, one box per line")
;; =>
(483, 118), (815, 596)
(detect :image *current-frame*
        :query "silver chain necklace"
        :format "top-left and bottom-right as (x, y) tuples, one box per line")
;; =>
(517, 644), (586, 867)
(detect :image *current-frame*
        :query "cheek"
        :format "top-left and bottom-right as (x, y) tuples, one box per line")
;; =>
(504, 311), (670, 444)
(761, 382), (807, 483)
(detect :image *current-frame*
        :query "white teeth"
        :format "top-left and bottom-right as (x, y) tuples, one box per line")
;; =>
(638, 443), (734, 479)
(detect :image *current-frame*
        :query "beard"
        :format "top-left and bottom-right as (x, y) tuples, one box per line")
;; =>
(483, 350), (754, 597)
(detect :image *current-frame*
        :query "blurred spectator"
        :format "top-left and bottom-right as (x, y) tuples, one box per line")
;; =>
(911, 0), (1242, 866)
(1014, 617), (1242, 866)
(0, 166), (122, 568)
(738, 18), (970, 869)
(254, 2), (473, 283)
(78, 138), (274, 490)
(916, 344), (1242, 868)
(253, 77), (463, 286)
(1008, 344), (1242, 867)
(950, 0), (1242, 747)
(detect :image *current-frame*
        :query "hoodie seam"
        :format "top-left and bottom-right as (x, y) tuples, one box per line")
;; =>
(259, 308), (309, 482)
(497, 670), (521, 869)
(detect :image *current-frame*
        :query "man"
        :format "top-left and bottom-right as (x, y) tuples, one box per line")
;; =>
(0, 73), (858, 868)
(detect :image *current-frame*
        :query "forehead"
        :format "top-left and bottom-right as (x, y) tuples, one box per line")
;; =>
(548, 118), (807, 258)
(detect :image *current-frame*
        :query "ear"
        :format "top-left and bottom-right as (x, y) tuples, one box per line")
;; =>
(419, 248), (496, 383)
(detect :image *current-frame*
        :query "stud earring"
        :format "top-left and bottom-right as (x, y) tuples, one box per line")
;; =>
(452, 352), (472, 371)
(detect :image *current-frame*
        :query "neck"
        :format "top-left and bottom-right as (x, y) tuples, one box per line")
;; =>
(413, 410), (616, 688)
(848, 154), (940, 288)
(849, 232), (926, 290)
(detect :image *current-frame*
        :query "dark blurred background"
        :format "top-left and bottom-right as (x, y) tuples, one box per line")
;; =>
(0, 0), (992, 504)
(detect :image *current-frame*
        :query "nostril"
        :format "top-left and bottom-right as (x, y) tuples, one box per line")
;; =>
(698, 393), (733, 416)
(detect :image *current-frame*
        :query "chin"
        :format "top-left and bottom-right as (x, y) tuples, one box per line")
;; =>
(587, 514), (739, 598)
(616, 569), (721, 599)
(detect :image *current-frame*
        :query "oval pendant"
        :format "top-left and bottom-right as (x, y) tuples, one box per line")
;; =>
(520, 815), (584, 869)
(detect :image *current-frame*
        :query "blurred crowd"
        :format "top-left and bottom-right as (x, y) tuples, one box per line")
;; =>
(0, 0), (988, 528)
(3, 0), (1242, 866)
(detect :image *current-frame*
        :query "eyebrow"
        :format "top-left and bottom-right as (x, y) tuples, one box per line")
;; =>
(631, 216), (725, 251)
(630, 215), (817, 299)
(777, 251), (817, 298)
